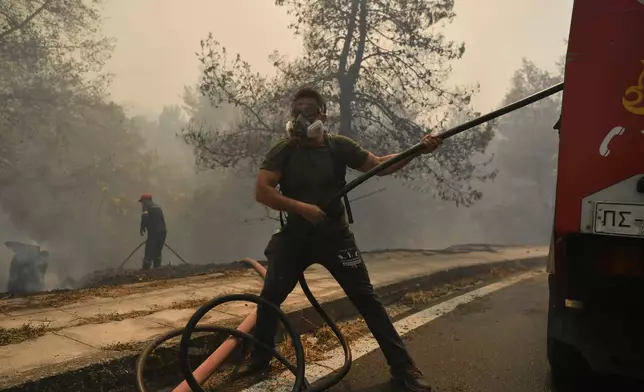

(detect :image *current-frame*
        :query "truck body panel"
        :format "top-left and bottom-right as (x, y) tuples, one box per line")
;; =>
(548, 0), (644, 380)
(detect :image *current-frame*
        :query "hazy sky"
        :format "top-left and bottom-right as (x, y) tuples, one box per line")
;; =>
(102, 0), (574, 117)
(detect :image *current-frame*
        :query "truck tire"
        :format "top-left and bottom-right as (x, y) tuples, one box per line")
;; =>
(547, 337), (589, 381)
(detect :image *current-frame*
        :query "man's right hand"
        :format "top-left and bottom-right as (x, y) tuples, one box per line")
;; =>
(140, 229), (146, 236)
(297, 203), (327, 224)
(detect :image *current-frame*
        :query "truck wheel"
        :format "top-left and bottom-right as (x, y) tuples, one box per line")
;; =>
(547, 337), (588, 381)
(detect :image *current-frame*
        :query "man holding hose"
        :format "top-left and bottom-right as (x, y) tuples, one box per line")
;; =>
(240, 87), (442, 392)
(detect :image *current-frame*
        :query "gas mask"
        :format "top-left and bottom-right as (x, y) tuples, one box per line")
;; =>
(285, 113), (326, 139)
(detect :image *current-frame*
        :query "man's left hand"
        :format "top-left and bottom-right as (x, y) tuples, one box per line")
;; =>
(419, 134), (442, 154)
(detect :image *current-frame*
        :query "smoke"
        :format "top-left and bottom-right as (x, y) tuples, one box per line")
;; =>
(0, 77), (560, 293)
(0, 0), (564, 293)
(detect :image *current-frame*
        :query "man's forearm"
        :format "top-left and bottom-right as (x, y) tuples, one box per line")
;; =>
(140, 215), (148, 232)
(376, 152), (419, 176)
(256, 186), (304, 214)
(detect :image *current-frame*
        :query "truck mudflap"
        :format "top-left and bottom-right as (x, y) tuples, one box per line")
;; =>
(548, 274), (644, 380)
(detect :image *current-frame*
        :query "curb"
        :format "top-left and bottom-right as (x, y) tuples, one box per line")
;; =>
(1, 256), (545, 392)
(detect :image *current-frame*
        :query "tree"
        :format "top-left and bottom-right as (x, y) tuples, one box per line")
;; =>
(184, 0), (496, 206)
(1, 0), (112, 175)
(0, 0), (112, 100)
(182, 83), (240, 127)
(0, 93), (163, 271)
(495, 59), (561, 195)
(0, 1), (187, 278)
(471, 58), (563, 244)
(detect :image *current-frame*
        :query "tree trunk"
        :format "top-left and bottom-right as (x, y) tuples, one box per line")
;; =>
(336, 0), (367, 141)
(338, 75), (356, 139)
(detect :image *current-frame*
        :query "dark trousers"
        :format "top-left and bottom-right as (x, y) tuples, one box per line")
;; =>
(252, 229), (413, 369)
(143, 230), (166, 269)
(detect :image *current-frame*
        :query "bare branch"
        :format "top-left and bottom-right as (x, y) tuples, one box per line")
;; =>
(0, 0), (52, 42)
(349, 187), (386, 203)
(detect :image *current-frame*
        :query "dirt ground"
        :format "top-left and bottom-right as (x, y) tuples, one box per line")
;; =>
(0, 245), (517, 315)
(0, 264), (260, 314)
(73, 259), (266, 288)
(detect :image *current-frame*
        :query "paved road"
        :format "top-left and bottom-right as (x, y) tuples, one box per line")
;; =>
(326, 274), (644, 392)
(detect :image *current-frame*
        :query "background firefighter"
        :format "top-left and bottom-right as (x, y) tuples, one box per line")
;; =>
(138, 193), (167, 270)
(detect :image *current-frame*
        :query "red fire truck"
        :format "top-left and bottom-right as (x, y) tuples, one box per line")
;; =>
(547, 0), (644, 380)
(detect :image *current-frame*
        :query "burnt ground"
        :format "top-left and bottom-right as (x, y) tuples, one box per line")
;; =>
(72, 259), (266, 289)
(0, 244), (522, 314)
(0, 259), (263, 302)
(2, 243), (510, 295)
(0, 246), (546, 392)
(78, 243), (513, 289)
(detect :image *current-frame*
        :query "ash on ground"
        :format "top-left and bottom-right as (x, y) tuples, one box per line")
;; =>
(74, 260), (266, 289)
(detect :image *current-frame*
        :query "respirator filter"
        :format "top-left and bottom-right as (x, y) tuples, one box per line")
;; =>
(286, 114), (325, 139)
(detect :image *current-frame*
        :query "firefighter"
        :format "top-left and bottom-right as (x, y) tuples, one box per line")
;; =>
(237, 87), (442, 392)
(138, 193), (167, 270)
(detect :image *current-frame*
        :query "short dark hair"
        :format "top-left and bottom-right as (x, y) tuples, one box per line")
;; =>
(292, 87), (326, 114)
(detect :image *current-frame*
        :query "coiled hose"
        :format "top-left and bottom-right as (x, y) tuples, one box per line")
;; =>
(135, 263), (349, 392)
(135, 83), (564, 392)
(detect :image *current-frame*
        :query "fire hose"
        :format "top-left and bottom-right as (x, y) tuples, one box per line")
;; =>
(135, 82), (564, 392)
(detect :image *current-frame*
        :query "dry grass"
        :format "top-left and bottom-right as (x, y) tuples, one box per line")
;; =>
(0, 309), (165, 348)
(271, 316), (370, 371)
(85, 309), (165, 324)
(168, 291), (234, 310)
(0, 323), (50, 346)
(0, 296), (226, 347)
(103, 341), (144, 352)
(400, 265), (528, 309)
(402, 277), (482, 308)
(282, 303), (412, 364)
(489, 262), (530, 278)
(170, 297), (211, 310)
(0, 273), (459, 348)
(0, 265), (527, 348)
(0, 270), (247, 314)
(200, 318), (372, 391)
(0, 281), (171, 314)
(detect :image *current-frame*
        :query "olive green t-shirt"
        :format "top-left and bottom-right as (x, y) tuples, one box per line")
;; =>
(260, 135), (369, 235)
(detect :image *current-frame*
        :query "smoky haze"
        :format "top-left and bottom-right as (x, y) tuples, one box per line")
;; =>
(0, 0), (571, 292)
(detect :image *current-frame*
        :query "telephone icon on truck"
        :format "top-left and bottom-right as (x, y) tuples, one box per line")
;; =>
(599, 126), (626, 157)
